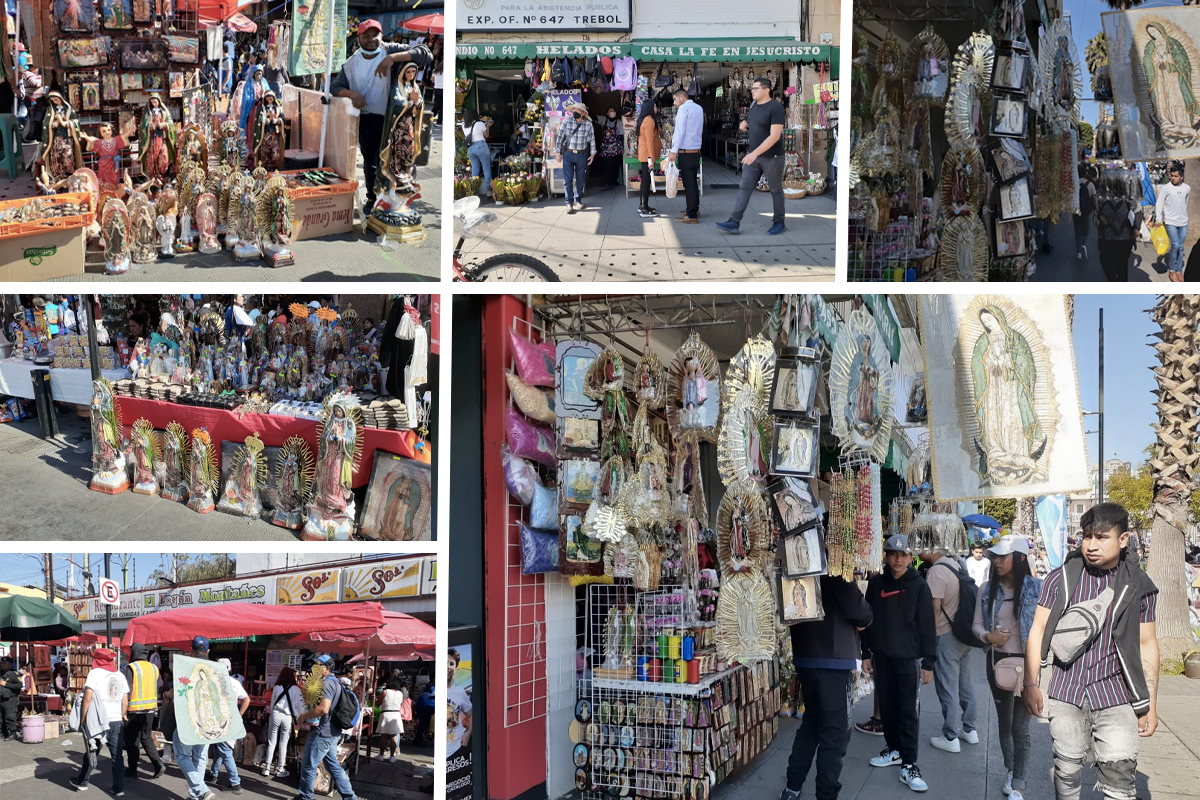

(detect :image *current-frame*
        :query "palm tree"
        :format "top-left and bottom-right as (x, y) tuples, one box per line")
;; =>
(1146, 295), (1199, 670)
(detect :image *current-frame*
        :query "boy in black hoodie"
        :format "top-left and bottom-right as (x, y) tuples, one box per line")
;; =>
(862, 534), (938, 793)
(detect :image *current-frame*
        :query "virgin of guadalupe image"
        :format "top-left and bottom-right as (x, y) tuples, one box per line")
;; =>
(377, 62), (425, 199)
(377, 473), (426, 540)
(742, 407), (769, 482)
(102, 0), (131, 29)
(40, 92), (83, 185)
(846, 335), (878, 434)
(785, 578), (811, 619)
(1053, 36), (1075, 110)
(1142, 21), (1200, 150)
(774, 487), (810, 531)
(968, 306), (1048, 485)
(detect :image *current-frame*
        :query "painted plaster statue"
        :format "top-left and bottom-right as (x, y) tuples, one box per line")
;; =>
(248, 90), (283, 171)
(256, 173), (294, 264)
(239, 64), (270, 133)
(156, 188), (178, 258)
(101, 198), (132, 275)
(40, 92), (83, 185)
(370, 63), (425, 227)
(130, 418), (160, 495)
(232, 178), (261, 260)
(127, 190), (158, 264)
(89, 378), (128, 494)
(217, 434), (266, 518)
(303, 392), (363, 540)
(196, 192), (220, 254)
(161, 421), (189, 502)
(82, 122), (129, 187)
(273, 435), (315, 530)
(185, 428), (219, 513)
(139, 95), (177, 187)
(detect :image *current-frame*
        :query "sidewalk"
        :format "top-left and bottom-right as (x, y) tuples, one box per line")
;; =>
(714, 671), (1200, 800)
(461, 160), (835, 281)
(1031, 215), (1171, 283)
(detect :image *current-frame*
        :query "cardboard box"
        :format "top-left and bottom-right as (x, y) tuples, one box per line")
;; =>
(0, 227), (86, 280)
(291, 192), (355, 241)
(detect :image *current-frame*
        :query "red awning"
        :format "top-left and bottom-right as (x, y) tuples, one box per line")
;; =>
(121, 602), (387, 651)
(286, 611), (436, 658)
(400, 13), (444, 36)
(41, 632), (106, 646)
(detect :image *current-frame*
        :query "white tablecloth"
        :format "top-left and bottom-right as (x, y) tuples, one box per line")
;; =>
(0, 359), (127, 405)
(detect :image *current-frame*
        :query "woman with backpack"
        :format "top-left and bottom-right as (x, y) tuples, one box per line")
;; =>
(262, 666), (306, 779)
(461, 108), (492, 198)
(374, 676), (409, 762)
(636, 97), (662, 218)
(972, 537), (1042, 800)
(1096, 168), (1143, 282)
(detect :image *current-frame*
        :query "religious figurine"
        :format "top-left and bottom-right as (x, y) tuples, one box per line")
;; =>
(101, 197), (132, 275)
(207, 165), (233, 233)
(130, 418), (160, 496)
(225, 175), (246, 250)
(156, 188), (177, 258)
(303, 392), (363, 540)
(127, 190), (158, 264)
(239, 64), (270, 135)
(89, 378), (129, 494)
(82, 122), (129, 188)
(252, 166), (268, 194)
(217, 120), (241, 170)
(176, 166), (206, 250)
(217, 433), (266, 518)
(196, 192), (220, 254)
(233, 178), (261, 260)
(62, 167), (101, 239)
(40, 92), (83, 186)
(256, 173), (294, 266)
(185, 428), (218, 513)
(177, 124), (208, 177)
(248, 90), (283, 171)
(371, 62), (425, 228)
(129, 337), (150, 378)
(139, 94), (177, 188)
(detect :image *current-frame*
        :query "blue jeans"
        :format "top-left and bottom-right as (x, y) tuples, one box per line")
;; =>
(933, 632), (979, 741)
(298, 733), (356, 800)
(467, 140), (492, 195)
(210, 739), (240, 786)
(1166, 224), (1187, 273)
(172, 729), (211, 800)
(76, 720), (124, 792)
(562, 150), (588, 204)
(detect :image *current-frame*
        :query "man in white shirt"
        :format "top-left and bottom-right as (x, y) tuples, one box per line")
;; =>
(966, 544), (990, 587)
(665, 88), (704, 223)
(71, 648), (129, 794)
(1156, 165), (1190, 281)
(209, 658), (251, 792)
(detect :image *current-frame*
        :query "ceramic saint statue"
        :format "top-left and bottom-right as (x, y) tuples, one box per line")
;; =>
(303, 392), (363, 540)
(233, 181), (261, 259)
(127, 191), (158, 264)
(217, 434), (266, 518)
(82, 122), (129, 188)
(130, 418), (159, 495)
(185, 428), (218, 513)
(101, 198), (132, 275)
(161, 421), (188, 502)
(196, 192), (220, 254)
(249, 90), (283, 171)
(139, 94), (176, 187)
(256, 173), (294, 264)
(40, 92), (84, 186)
(89, 378), (129, 494)
(156, 189), (178, 257)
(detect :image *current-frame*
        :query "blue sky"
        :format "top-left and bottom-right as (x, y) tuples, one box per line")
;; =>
(1072, 295), (1159, 470)
(0, 553), (197, 596)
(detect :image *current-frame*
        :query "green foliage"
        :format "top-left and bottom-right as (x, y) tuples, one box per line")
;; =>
(1107, 469), (1153, 532)
(982, 498), (1016, 528)
(1078, 121), (1094, 151)
(147, 554), (235, 587)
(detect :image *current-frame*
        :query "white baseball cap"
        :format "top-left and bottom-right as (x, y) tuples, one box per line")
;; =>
(217, 658), (232, 670)
(986, 537), (1030, 557)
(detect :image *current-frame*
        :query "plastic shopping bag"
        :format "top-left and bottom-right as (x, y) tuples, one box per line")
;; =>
(664, 158), (679, 199)
(1139, 219), (1152, 243)
(1152, 224), (1171, 257)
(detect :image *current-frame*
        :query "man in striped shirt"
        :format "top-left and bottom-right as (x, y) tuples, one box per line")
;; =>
(1023, 503), (1159, 800)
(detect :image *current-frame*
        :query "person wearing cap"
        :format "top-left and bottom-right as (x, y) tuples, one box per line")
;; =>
(921, 544), (981, 754)
(294, 654), (358, 800)
(970, 536), (1042, 800)
(330, 20), (432, 218)
(208, 658), (250, 794)
(862, 533), (936, 793)
(1023, 502), (1159, 800)
(554, 102), (596, 213)
(168, 636), (217, 800)
(779, 573), (873, 800)
(0, 655), (21, 741)
(122, 643), (164, 780)
(71, 648), (130, 795)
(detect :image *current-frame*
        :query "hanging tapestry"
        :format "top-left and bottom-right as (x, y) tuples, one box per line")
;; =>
(918, 295), (1089, 502)
(172, 655), (247, 746)
(828, 308), (893, 463)
(290, 0), (348, 77)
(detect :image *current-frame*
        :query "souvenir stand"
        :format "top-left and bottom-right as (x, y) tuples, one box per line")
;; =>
(482, 293), (909, 800)
(848, 1), (1079, 281)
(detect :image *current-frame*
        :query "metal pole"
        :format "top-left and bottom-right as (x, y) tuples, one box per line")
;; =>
(85, 295), (100, 381)
(1098, 308), (1105, 505)
(13, 2), (21, 117)
(104, 553), (112, 647)
(48, 553), (54, 602)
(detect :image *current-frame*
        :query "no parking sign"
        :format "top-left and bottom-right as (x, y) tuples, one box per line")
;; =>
(99, 578), (120, 606)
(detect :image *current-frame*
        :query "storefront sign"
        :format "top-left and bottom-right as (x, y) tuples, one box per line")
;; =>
(342, 560), (423, 601)
(276, 568), (341, 605)
(861, 295), (901, 362)
(455, 42), (631, 59)
(632, 39), (831, 63)
(545, 90), (582, 118)
(71, 577), (277, 621)
(421, 558), (438, 596)
(813, 81), (838, 103)
(457, 0), (632, 33)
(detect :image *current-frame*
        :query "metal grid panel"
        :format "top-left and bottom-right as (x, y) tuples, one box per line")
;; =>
(503, 315), (550, 728)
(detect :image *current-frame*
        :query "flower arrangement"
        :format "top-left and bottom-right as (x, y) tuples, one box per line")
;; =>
(490, 174), (546, 205)
(454, 78), (472, 94)
(454, 175), (482, 199)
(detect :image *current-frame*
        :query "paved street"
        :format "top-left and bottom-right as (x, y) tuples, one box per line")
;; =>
(460, 161), (835, 281)
(1031, 214), (1172, 283)
(715, 670), (1200, 800)
(0, 732), (434, 800)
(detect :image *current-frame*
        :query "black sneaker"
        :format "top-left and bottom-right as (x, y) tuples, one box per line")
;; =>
(150, 765), (165, 779)
(638, 207), (659, 218)
(225, 785), (244, 795)
(779, 789), (802, 800)
(856, 717), (884, 735)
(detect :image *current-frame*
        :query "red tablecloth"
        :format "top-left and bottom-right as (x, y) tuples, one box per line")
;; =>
(115, 397), (425, 488)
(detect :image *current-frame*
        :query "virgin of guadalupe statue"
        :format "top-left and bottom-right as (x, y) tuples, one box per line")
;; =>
(161, 421), (189, 502)
(130, 418), (159, 495)
(127, 191), (158, 264)
(272, 437), (314, 530)
(304, 393), (363, 540)
(969, 305), (1047, 485)
(239, 64), (270, 133)
(376, 62), (425, 199)
(248, 91), (283, 171)
(196, 193), (220, 254)
(1143, 22), (1200, 149)
(217, 434), (265, 518)
(101, 199), (132, 275)
(39, 92), (83, 185)
(186, 428), (218, 513)
(847, 335), (878, 432)
(139, 95), (177, 186)
(89, 378), (128, 494)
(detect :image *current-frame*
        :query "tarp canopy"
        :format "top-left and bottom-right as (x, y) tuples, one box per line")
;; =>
(0, 595), (83, 642)
(41, 632), (106, 646)
(200, 10), (257, 31)
(121, 602), (387, 651)
(286, 611), (436, 659)
(197, 0), (256, 24)
(401, 13), (444, 36)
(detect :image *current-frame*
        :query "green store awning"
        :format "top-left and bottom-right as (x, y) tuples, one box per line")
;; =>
(457, 39), (837, 71)
(456, 42), (633, 60)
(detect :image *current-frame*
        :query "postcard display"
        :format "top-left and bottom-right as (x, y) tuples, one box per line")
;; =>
(848, 2), (1081, 282)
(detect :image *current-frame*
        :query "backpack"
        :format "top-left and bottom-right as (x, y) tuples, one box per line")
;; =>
(933, 561), (986, 649)
(330, 682), (361, 732)
(654, 60), (674, 88)
(550, 58), (567, 85)
(601, 56), (613, 75)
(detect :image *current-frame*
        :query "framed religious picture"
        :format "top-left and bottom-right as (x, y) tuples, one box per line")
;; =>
(557, 416), (600, 456)
(67, 83), (82, 111)
(81, 81), (101, 111)
(769, 418), (820, 478)
(998, 175), (1035, 221)
(776, 573), (824, 624)
(58, 38), (109, 69)
(165, 35), (200, 64)
(780, 527), (828, 578)
(119, 110), (136, 140)
(145, 73), (165, 92)
(990, 93), (1028, 138)
(120, 72), (143, 91)
(56, 0), (96, 32)
(767, 478), (819, 535)
(558, 458), (600, 511)
(991, 52), (1030, 94)
(556, 340), (602, 419)
(989, 137), (1031, 182)
(995, 219), (1028, 257)
(358, 451), (432, 541)
(101, 0), (133, 29)
(769, 348), (820, 417)
(169, 71), (186, 97)
(560, 514), (603, 575)
(102, 72), (120, 102)
(132, 0), (155, 23)
(120, 40), (169, 70)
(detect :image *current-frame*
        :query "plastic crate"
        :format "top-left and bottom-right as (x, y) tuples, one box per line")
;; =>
(278, 168), (359, 200)
(0, 193), (94, 240)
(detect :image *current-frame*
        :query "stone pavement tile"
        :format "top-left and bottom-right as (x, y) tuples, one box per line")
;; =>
(591, 250), (677, 281)
(493, 203), (570, 228)
(464, 225), (551, 255)
(533, 250), (603, 281)
(601, 224), (670, 249)
(860, 763), (987, 800)
(1135, 756), (1200, 795)
(666, 248), (753, 281)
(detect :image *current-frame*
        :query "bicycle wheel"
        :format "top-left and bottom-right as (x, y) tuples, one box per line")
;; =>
(471, 253), (560, 282)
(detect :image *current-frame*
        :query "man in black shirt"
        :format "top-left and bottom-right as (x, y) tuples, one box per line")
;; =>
(716, 77), (787, 235)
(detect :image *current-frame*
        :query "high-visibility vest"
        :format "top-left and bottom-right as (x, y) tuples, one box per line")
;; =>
(127, 661), (158, 713)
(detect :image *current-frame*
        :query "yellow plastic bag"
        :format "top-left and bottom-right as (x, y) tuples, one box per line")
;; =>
(1152, 224), (1171, 257)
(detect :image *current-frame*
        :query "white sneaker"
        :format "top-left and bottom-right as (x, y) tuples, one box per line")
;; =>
(1081, 245), (1088, 260)
(900, 764), (928, 792)
(869, 748), (902, 767)
(930, 735), (961, 753)
(1003, 772), (1014, 796)
(261, 767), (272, 776)
(961, 729), (979, 745)
(1009, 790), (1024, 800)
(572, 202), (584, 211)
(389, 755), (397, 763)
(275, 770), (289, 779)
(375, 754), (389, 761)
